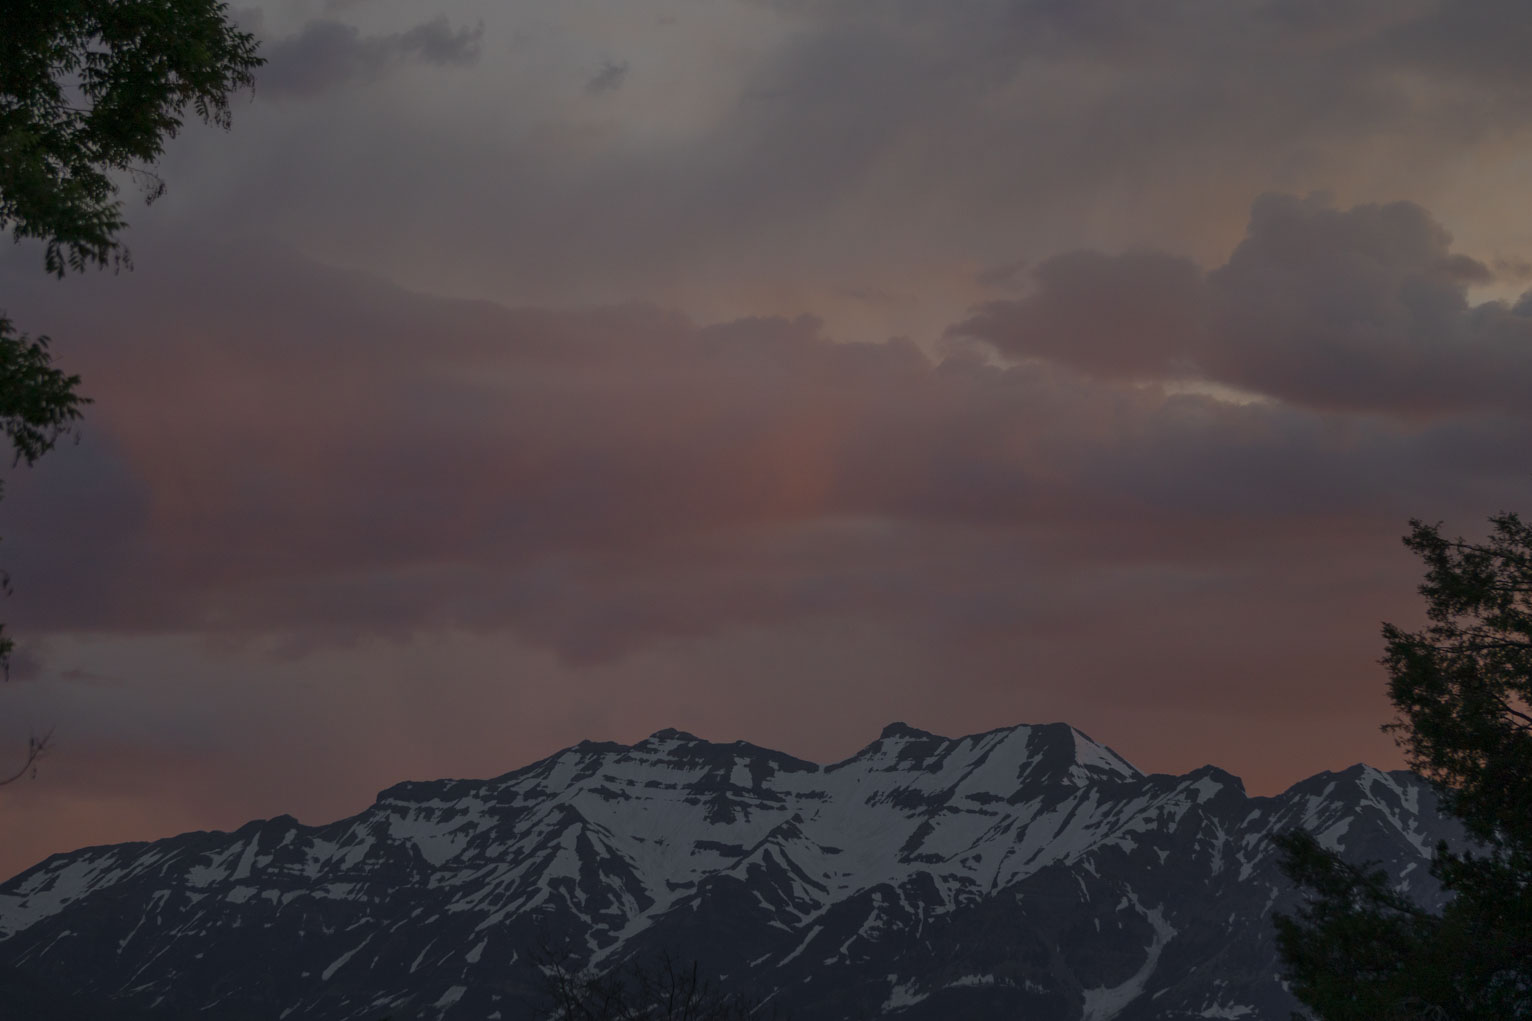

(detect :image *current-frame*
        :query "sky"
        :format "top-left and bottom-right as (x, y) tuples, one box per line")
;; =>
(1, 0), (1531, 880)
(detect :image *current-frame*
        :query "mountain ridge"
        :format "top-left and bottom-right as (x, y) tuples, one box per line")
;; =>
(0, 721), (1458, 1020)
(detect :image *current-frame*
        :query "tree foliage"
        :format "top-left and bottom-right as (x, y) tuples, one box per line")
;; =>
(0, 316), (88, 669)
(1, 0), (262, 276)
(1275, 513), (1532, 1019)
(0, 317), (88, 470)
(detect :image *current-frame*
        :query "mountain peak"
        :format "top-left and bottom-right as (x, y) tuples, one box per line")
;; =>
(645, 727), (701, 743)
(879, 721), (934, 740)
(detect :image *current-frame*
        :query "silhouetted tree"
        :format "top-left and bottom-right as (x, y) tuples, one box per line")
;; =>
(1274, 513), (1532, 1019)
(0, 0), (262, 780)
(2, 0), (262, 275)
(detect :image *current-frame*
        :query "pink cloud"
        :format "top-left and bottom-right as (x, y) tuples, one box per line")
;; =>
(0, 234), (1522, 667)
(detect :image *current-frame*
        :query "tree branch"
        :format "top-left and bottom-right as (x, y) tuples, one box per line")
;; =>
(0, 727), (52, 787)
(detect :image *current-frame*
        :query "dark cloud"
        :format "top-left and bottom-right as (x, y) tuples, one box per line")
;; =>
(960, 249), (1209, 378)
(755, 0), (1532, 90)
(156, 0), (1532, 325)
(258, 16), (483, 98)
(586, 59), (630, 96)
(0, 235), (1527, 666)
(955, 194), (1532, 417)
(1375, 0), (1532, 95)
(1493, 256), (1532, 283)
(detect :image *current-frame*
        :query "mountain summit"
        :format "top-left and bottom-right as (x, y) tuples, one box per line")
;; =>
(0, 723), (1454, 1020)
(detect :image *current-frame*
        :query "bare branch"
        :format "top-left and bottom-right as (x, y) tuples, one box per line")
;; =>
(0, 727), (52, 787)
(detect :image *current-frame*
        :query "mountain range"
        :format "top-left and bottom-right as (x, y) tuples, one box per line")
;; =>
(0, 722), (1458, 1020)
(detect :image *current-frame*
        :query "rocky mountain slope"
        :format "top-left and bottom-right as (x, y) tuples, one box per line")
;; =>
(0, 722), (1457, 1019)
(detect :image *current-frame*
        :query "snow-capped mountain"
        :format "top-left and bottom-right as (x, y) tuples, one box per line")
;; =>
(0, 722), (1457, 1020)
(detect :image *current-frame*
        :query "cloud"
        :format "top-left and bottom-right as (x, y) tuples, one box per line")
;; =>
(586, 59), (630, 96)
(973, 260), (1030, 292)
(958, 249), (1209, 378)
(0, 233), (1527, 666)
(954, 194), (1532, 416)
(146, 0), (1532, 342)
(9, 0), (1532, 884)
(2, 221), (1528, 876)
(1492, 256), (1532, 283)
(258, 16), (483, 98)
